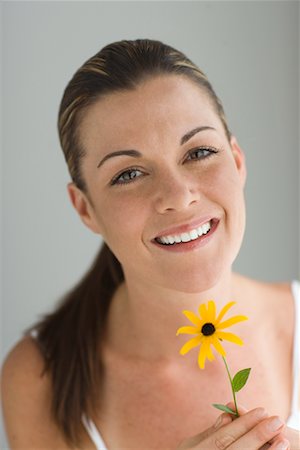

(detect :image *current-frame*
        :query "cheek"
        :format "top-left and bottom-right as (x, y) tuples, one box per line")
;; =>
(95, 189), (147, 247)
(208, 161), (246, 232)
(202, 160), (244, 204)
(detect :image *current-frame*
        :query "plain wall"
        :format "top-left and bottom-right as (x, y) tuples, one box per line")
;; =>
(1, 1), (299, 447)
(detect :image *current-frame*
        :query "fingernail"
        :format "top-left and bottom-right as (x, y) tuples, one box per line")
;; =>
(214, 415), (223, 428)
(274, 439), (289, 450)
(268, 417), (284, 432)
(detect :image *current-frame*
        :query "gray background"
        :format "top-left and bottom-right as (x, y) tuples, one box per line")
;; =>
(1, 1), (299, 447)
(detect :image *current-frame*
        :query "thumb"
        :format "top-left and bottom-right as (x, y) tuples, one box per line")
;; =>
(214, 411), (234, 430)
(177, 413), (233, 449)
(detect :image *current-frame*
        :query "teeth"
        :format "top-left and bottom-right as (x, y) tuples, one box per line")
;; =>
(156, 221), (212, 245)
(181, 232), (190, 243)
(202, 222), (210, 234)
(196, 226), (203, 237)
(166, 235), (175, 244)
(190, 229), (198, 240)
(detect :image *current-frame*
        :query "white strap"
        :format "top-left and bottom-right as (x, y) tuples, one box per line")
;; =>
(82, 414), (108, 449)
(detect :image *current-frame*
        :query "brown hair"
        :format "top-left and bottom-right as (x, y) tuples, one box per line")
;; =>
(25, 39), (232, 447)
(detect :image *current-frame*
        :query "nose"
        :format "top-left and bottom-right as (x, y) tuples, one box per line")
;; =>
(153, 170), (199, 214)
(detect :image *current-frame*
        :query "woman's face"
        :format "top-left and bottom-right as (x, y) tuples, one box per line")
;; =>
(69, 75), (246, 292)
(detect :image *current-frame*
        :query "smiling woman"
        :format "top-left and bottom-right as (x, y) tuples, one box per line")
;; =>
(1, 39), (299, 450)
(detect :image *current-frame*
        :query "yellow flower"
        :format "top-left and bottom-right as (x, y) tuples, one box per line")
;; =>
(176, 300), (248, 369)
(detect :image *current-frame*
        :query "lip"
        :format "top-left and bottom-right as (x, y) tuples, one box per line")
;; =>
(152, 219), (219, 253)
(153, 216), (218, 240)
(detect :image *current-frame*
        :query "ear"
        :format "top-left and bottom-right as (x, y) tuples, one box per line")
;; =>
(230, 135), (247, 187)
(67, 182), (102, 235)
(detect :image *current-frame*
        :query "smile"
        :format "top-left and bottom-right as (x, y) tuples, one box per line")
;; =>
(155, 219), (214, 245)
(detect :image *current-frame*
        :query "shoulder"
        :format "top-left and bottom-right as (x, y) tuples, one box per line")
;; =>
(0, 336), (78, 449)
(251, 277), (295, 320)
(2, 334), (46, 377)
(258, 279), (298, 315)
(1, 335), (49, 405)
(258, 280), (296, 326)
(233, 272), (294, 303)
(234, 273), (295, 338)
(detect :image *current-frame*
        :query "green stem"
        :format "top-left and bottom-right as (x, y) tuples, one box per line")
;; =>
(222, 356), (239, 417)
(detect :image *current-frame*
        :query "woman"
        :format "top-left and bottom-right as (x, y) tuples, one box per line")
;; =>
(1, 39), (299, 450)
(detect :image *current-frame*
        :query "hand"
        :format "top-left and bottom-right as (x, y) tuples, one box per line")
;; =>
(176, 406), (290, 450)
(231, 403), (299, 450)
(260, 426), (299, 450)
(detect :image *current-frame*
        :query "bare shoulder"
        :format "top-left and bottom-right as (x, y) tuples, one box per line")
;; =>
(234, 272), (294, 302)
(239, 273), (296, 342)
(1, 335), (46, 383)
(1, 335), (48, 412)
(258, 278), (296, 309)
(234, 273), (295, 334)
(257, 279), (296, 325)
(0, 336), (84, 449)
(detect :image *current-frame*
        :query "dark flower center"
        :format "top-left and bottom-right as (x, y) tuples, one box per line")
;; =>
(201, 323), (216, 336)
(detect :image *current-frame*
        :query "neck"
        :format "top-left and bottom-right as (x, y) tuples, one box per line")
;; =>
(104, 270), (246, 362)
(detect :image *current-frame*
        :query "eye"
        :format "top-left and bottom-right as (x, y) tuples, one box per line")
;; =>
(186, 146), (218, 161)
(110, 168), (144, 186)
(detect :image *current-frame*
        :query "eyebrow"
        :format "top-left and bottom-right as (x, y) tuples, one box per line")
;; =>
(97, 125), (216, 168)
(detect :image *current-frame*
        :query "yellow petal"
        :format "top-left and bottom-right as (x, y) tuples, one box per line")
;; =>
(215, 301), (236, 325)
(215, 331), (244, 346)
(176, 326), (199, 336)
(182, 310), (202, 326)
(198, 338), (210, 369)
(206, 338), (215, 361)
(199, 303), (209, 321)
(217, 315), (248, 330)
(211, 335), (226, 356)
(179, 335), (202, 355)
(207, 300), (216, 322)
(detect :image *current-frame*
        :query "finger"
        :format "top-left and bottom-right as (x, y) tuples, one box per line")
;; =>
(214, 413), (234, 430)
(198, 408), (267, 449)
(198, 408), (272, 450)
(226, 404), (289, 448)
(268, 437), (290, 450)
(226, 402), (249, 416)
(228, 415), (286, 450)
(267, 430), (287, 446)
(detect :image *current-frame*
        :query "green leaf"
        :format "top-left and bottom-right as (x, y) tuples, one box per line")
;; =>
(232, 368), (251, 392)
(212, 404), (238, 415)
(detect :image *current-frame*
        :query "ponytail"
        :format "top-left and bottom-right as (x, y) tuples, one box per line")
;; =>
(25, 242), (123, 447)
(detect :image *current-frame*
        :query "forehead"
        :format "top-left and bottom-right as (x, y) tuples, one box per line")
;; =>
(79, 75), (225, 150)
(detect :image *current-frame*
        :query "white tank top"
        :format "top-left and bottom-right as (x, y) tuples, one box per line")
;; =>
(30, 281), (300, 449)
